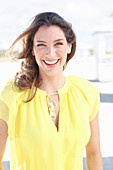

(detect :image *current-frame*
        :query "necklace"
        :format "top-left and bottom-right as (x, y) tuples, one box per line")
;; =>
(47, 92), (58, 122)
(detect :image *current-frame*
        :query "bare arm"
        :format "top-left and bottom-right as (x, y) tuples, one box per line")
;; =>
(86, 113), (103, 170)
(0, 119), (8, 170)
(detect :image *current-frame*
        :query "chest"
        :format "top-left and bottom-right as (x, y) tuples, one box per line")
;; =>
(15, 93), (91, 143)
(14, 94), (92, 166)
(46, 94), (60, 130)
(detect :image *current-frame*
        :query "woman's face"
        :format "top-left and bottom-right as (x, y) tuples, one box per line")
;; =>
(33, 25), (71, 78)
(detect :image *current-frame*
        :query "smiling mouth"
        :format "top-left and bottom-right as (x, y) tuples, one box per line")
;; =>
(44, 59), (59, 65)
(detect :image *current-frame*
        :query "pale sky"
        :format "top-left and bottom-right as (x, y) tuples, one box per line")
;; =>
(0, 0), (113, 49)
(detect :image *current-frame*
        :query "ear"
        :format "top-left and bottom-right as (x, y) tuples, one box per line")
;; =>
(67, 44), (72, 54)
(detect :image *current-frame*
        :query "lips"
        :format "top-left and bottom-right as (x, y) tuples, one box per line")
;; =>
(44, 59), (59, 65)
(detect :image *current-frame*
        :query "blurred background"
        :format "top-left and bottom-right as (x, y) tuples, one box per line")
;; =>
(0, 0), (113, 169)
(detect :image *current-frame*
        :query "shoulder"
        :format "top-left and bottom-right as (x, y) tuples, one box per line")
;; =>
(67, 75), (100, 107)
(0, 80), (27, 106)
(67, 75), (100, 121)
(68, 75), (98, 92)
(0, 80), (21, 97)
(0, 80), (15, 98)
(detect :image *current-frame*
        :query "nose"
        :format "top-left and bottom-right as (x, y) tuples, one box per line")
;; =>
(46, 45), (55, 58)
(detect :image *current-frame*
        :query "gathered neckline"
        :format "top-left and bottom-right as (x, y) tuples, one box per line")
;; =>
(36, 76), (70, 96)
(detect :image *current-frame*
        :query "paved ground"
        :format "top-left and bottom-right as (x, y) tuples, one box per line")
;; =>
(2, 157), (113, 170)
(1, 56), (113, 169)
(83, 157), (113, 170)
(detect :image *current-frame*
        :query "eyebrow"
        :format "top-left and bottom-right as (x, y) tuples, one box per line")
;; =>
(54, 39), (64, 42)
(35, 40), (46, 43)
(35, 39), (64, 44)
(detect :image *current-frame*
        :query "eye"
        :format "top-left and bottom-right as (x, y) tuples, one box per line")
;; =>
(55, 42), (63, 46)
(37, 44), (46, 47)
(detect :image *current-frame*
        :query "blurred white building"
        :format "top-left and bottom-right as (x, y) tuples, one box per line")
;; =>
(93, 11), (113, 81)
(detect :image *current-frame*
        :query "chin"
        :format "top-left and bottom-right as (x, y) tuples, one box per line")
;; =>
(45, 69), (62, 77)
(39, 65), (63, 78)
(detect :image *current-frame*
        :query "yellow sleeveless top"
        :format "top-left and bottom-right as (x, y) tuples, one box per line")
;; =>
(0, 75), (100, 170)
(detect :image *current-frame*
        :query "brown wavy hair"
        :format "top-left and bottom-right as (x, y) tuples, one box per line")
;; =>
(8, 12), (76, 102)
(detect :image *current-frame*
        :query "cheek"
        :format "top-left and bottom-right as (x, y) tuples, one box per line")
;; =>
(57, 47), (68, 57)
(34, 46), (46, 55)
(34, 50), (45, 61)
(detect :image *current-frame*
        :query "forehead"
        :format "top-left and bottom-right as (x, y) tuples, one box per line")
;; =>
(34, 25), (66, 41)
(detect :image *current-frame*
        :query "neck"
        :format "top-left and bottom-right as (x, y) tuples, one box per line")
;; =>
(38, 73), (65, 94)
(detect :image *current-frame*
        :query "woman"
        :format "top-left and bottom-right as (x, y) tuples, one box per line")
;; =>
(0, 12), (103, 170)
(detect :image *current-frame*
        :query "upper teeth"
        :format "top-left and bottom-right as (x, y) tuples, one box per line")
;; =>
(44, 60), (58, 64)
